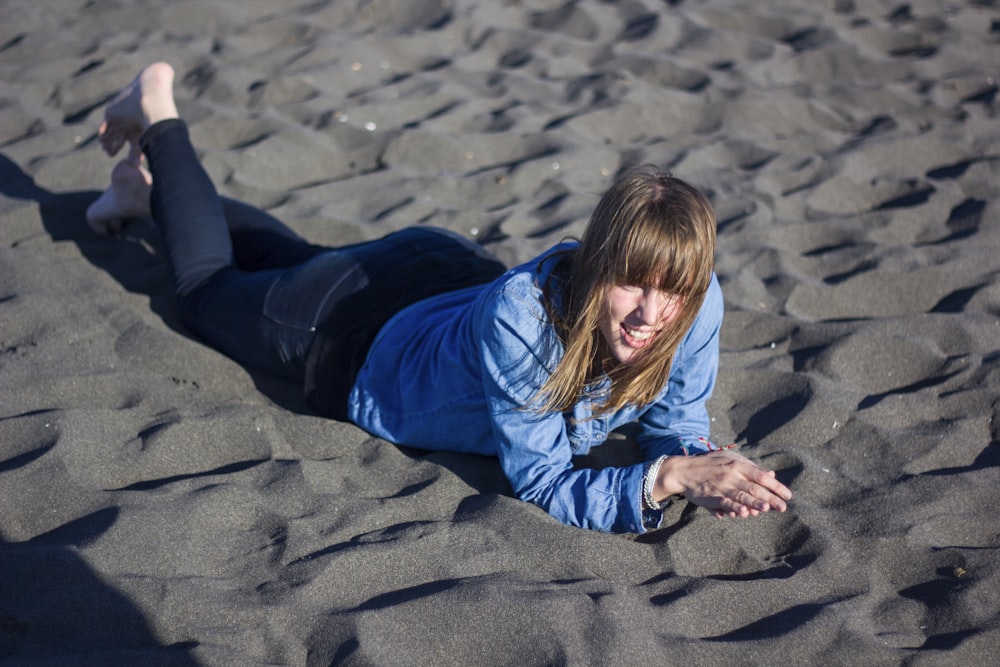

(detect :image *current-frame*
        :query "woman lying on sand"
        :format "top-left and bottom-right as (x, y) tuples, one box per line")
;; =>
(87, 63), (791, 533)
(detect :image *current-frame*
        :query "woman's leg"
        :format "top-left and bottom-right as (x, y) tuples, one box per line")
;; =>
(95, 62), (229, 296)
(219, 197), (326, 271)
(85, 162), (323, 273)
(143, 122), (329, 283)
(141, 118), (234, 295)
(93, 62), (324, 285)
(93, 63), (332, 379)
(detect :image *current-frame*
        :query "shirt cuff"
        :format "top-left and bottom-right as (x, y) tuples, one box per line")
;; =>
(641, 507), (664, 531)
(616, 462), (650, 533)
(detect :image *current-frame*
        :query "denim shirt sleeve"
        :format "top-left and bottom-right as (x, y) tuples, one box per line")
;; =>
(635, 274), (723, 457)
(478, 286), (648, 534)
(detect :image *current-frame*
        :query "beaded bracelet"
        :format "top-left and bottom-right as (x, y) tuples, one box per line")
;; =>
(642, 455), (669, 510)
(680, 437), (738, 456)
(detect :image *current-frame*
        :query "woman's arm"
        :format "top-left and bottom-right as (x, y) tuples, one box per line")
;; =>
(478, 287), (649, 533)
(636, 277), (792, 517)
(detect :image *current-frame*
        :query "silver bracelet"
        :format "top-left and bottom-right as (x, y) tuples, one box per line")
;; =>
(643, 455), (669, 510)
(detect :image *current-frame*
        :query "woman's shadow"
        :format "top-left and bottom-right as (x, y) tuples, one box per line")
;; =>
(0, 151), (309, 413)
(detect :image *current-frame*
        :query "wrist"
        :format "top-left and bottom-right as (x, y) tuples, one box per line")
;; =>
(642, 456), (668, 510)
(653, 455), (687, 500)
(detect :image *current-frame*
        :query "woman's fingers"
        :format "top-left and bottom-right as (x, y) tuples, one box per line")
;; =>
(742, 481), (785, 512)
(666, 451), (793, 518)
(722, 479), (791, 518)
(740, 467), (792, 509)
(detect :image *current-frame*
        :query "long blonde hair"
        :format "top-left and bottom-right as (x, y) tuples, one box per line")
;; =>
(537, 165), (717, 416)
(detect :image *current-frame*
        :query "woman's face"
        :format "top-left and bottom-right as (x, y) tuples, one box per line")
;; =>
(600, 284), (683, 365)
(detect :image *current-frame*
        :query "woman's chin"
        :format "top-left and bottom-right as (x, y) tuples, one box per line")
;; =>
(611, 342), (647, 366)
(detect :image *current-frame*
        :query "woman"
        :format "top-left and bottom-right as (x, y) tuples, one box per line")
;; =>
(89, 63), (791, 533)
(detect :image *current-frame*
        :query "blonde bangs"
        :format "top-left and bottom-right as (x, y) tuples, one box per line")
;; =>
(610, 186), (716, 302)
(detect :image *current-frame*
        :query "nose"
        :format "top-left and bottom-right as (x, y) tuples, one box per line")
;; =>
(637, 288), (678, 326)
(637, 288), (666, 325)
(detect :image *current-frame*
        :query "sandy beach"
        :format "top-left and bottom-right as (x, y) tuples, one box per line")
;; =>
(2, 0), (999, 664)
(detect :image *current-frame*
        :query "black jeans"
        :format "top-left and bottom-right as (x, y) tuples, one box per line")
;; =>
(141, 119), (446, 381)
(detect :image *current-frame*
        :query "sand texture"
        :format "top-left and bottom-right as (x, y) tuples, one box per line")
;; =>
(2, 0), (1000, 664)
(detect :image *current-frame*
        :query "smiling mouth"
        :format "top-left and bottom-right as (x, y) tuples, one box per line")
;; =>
(622, 325), (657, 347)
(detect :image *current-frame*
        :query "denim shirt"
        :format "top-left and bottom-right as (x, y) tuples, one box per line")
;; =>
(348, 243), (723, 533)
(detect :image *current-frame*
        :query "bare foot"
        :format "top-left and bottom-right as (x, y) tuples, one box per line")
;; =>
(98, 62), (179, 157)
(86, 158), (153, 235)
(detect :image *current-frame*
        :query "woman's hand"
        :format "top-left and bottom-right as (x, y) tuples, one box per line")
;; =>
(654, 451), (792, 518)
